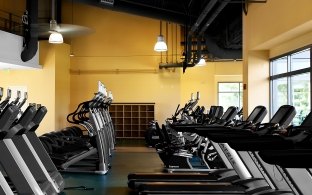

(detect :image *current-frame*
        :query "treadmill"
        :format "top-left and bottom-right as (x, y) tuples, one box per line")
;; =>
(0, 104), (45, 195)
(194, 105), (296, 144)
(5, 105), (59, 194)
(0, 171), (14, 195)
(128, 106), (268, 189)
(23, 106), (65, 192)
(130, 105), (296, 194)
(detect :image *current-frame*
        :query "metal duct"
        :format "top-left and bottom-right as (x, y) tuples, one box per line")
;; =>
(184, 0), (218, 69)
(205, 35), (242, 60)
(182, 0), (230, 72)
(199, 1), (229, 34)
(190, 0), (218, 34)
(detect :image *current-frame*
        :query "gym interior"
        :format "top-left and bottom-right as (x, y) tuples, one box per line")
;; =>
(0, 0), (312, 194)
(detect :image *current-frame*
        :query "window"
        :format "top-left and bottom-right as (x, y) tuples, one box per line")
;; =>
(270, 47), (311, 125)
(218, 82), (243, 110)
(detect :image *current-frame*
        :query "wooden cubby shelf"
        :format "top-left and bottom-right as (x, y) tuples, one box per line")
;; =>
(109, 103), (155, 138)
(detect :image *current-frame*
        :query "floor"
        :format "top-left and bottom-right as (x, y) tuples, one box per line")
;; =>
(61, 140), (163, 195)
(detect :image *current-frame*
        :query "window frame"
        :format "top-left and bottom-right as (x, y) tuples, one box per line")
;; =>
(217, 82), (243, 109)
(269, 45), (312, 122)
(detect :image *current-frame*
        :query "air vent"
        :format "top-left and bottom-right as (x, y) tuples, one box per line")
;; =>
(100, 0), (114, 6)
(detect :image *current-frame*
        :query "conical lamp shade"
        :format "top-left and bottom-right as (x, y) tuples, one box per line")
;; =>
(154, 35), (167, 52)
(49, 32), (63, 44)
(196, 58), (206, 66)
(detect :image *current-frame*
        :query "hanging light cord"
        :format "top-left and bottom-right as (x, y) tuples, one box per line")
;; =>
(160, 20), (163, 63)
(166, 21), (168, 63)
(51, 0), (55, 20)
(175, 23), (178, 63)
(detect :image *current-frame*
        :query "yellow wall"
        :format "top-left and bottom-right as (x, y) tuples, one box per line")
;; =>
(67, 2), (243, 123)
(55, 43), (71, 130)
(247, 0), (312, 51)
(243, 0), (312, 118)
(180, 61), (242, 109)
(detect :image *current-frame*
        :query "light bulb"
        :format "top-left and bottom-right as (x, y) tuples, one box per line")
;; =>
(49, 32), (63, 44)
(154, 35), (167, 52)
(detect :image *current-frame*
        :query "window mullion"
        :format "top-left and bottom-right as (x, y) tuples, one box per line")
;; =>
(288, 77), (292, 106)
(310, 46), (312, 112)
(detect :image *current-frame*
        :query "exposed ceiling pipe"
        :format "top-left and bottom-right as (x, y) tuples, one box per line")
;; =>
(194, 36), (202, 64)
(159, 62), (197, 69)
(159, 62), (183, 69)
(181, 0), (231, 71)
(182, 0), (218, 71)
(199, 1), (229, 35)
(189, 0), (218, 34)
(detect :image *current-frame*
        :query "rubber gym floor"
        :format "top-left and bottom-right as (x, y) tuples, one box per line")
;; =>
(60, 139), (162, 195)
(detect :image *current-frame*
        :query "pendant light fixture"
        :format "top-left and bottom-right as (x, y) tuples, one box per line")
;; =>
(196, 58), (206, 66)
(154, 21), (167, 52)
(48, 0), (63, 44)
(49, 31), (63, 44)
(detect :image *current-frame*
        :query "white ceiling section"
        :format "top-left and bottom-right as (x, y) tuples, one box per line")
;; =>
(0, 30), (42, 70)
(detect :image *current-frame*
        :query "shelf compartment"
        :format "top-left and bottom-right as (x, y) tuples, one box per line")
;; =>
(147, 105), (154, 111)
(140, 112), (146, 117)
(124, 105), (131, 111)
(116, 118), (123, 125)
(132, 112), (139, 117)
(139, 118), (147, 124)
(140, 105), (146, 111)
(124, 124), (132, 131)
(132, 125), (139, 130)
(124, 118), (131, 124)
(131, 131), (139, 137)
(124, 112), (131, 118)
(109, 106), (116, 112)
(131, 118), (139, 124)
(124, 131), (132, 137)
(132, 105), (139, 111)
(147, 112), (154, 118)
(116, 105), (123, 111)
(110, 103), (155, 138)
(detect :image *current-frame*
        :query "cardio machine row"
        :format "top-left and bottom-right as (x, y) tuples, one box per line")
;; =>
(129, 94), (312, 195)
(39, 82), (116, 174)
(0, 88), (64, 195)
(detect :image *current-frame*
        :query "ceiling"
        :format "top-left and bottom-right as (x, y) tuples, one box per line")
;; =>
(38, 0), (245, 60)
(73, 0), (244, 61)
(37, 0), (266, 69)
